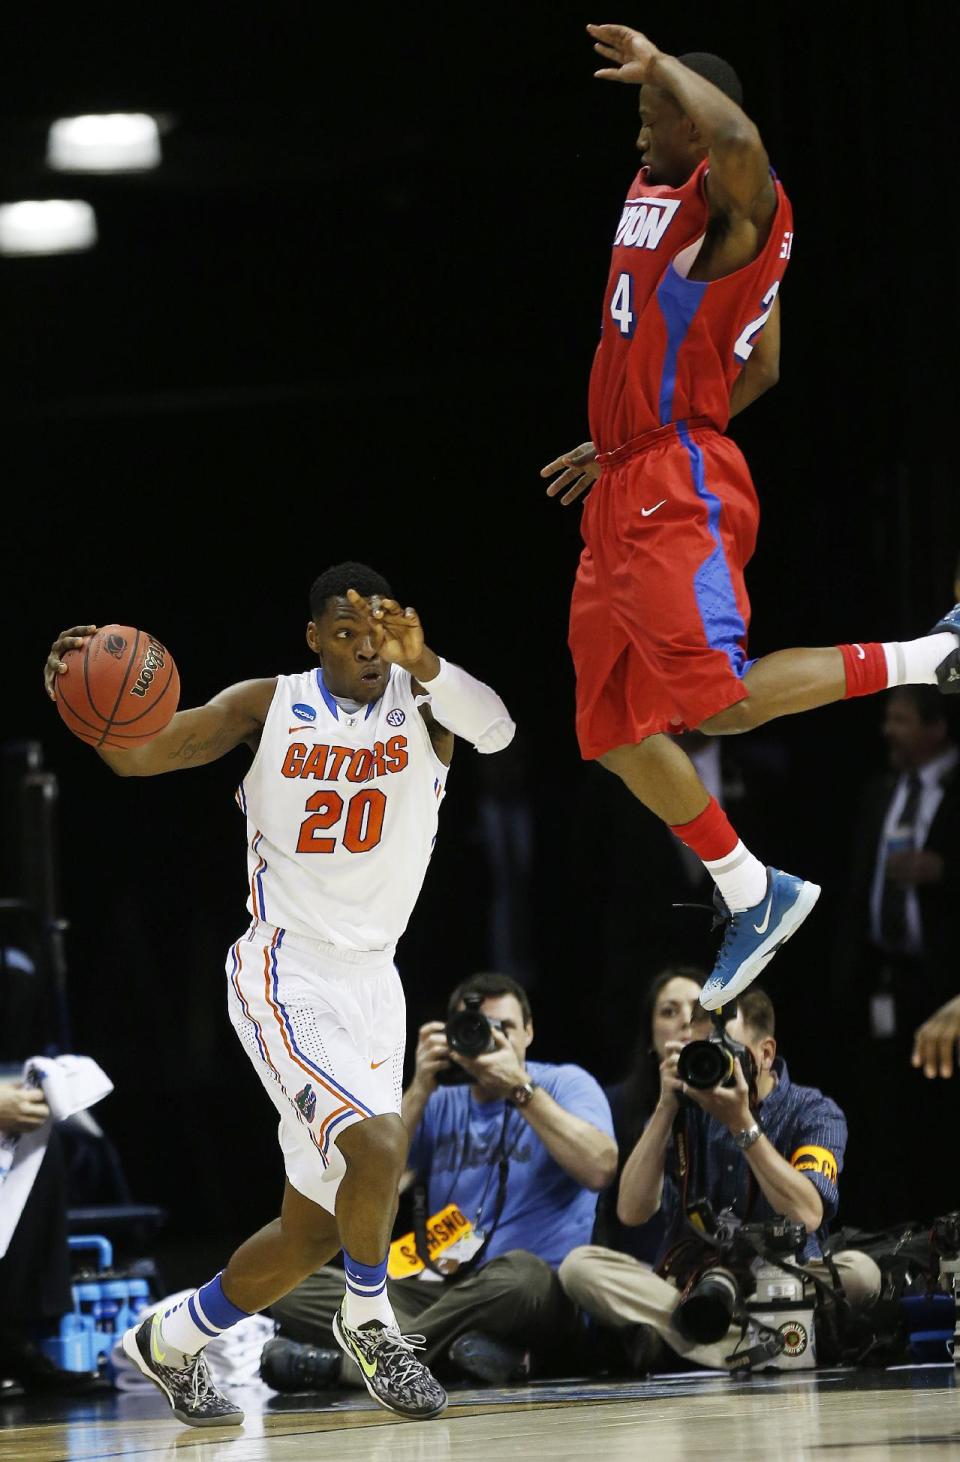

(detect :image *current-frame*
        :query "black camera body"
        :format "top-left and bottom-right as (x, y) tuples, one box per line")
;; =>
(676, 1011), (757, 1091)
(435, 993), (504, 1086)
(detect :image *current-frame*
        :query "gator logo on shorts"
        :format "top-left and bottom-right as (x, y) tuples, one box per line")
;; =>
(104, 633), (127, 659)
(291, 703), (317, 723)
(294, 1083), (317, 1123)
(386, 708), (405, 727)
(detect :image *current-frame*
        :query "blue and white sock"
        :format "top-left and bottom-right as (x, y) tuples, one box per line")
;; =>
(157, 1272), (249, 1366)
(341, 1251), (396, 1330)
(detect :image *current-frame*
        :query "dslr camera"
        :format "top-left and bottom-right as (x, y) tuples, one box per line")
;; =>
(435, 993), (505, 1086)
(676, 1008), (757, 1091)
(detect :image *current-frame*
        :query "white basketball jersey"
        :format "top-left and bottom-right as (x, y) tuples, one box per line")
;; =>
(236, 666), (447, 951)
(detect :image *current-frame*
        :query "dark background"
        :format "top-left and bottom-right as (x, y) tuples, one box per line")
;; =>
(2, 2), (956, 1282)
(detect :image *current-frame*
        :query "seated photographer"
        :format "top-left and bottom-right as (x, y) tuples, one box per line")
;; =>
(264, 972), (617, 1389)
(595, 966), (703, 1266)
(560, 989), (880, 1372)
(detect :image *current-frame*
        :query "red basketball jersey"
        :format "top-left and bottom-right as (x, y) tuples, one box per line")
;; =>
(588, 159), (794, 452)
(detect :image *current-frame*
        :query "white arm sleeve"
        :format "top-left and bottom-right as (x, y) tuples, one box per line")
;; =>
(416, 657), (515, 754)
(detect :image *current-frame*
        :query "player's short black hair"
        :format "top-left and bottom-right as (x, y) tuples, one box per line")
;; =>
(446, 972), (533, 1027)
(309, 561), (394, 621)
(676, 51), (743, 107)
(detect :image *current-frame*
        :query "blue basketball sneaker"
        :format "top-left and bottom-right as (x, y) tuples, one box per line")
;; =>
(929, 605), (960, 692)
(699, 868), (821, 1011)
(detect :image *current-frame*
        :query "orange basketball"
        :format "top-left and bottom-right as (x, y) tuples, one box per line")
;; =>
(55, 624), (180, 749)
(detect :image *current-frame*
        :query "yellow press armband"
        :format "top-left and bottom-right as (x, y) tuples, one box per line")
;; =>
(790, 1145), (838, 1185)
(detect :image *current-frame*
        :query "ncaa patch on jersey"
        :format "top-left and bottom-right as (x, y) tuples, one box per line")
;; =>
(291, 703), (317, 723)
(386, 708), (406, 727)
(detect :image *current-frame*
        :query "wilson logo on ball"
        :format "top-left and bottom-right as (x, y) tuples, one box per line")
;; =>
(129, 638), (167, 699)
(105, 633), (127, 659)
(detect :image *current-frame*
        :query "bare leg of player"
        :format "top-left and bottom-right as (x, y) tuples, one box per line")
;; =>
(333, 1116), (406, 1268)
(597, 620), (960, 1009)
(220, 1182), (341, 1312)
(700, 647), (846, 734)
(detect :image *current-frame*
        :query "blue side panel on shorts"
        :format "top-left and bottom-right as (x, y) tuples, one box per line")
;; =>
(655, 267), (708, 425)
(678, 421), (749, 678)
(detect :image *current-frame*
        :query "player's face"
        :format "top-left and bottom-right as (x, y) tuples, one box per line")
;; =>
(307, 597), (387, 703)
(637, 84), (696, 187)
(650, 976), (701, 1059)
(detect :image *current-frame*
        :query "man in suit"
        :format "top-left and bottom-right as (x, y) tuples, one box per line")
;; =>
(833, 685), (959, 1220)
(836, 686), (959, 1037)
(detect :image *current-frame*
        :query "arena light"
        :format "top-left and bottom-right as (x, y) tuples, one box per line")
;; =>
(47, 113), (161, 172)
(0, 200), (97, 256)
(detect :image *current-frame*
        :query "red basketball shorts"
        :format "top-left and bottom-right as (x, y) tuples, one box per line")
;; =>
(570, 419), (761, 760)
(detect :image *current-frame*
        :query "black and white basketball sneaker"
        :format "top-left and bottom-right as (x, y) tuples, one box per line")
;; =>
(121, 1314), (244, 1428)
(332, 1305), (447, 1420)
(930, 604), (960, 692)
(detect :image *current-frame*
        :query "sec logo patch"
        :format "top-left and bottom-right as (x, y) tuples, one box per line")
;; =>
(386, 708), (406, 727)
(292, 703), (317, 723)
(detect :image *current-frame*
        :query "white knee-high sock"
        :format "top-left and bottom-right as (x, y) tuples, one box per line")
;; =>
(883, 633), (956, 686)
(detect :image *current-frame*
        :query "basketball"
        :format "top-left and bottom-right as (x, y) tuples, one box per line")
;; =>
(55, 624), (180, 749)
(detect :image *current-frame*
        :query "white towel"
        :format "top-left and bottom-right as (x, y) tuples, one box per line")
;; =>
(0, 1053), (113, 1257)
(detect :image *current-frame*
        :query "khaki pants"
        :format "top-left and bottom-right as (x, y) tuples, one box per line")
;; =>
(270, 1249), (583, 1379)
(558, 1244), (882, 1371)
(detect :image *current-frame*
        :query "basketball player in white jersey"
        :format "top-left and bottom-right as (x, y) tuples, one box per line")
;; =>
(43, 561), (515, 1425)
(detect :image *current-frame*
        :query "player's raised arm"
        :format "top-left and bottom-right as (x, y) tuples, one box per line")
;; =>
(587, 24), (775, 230)
(347, 590), (515, 759)
(44, 625), (275, 777)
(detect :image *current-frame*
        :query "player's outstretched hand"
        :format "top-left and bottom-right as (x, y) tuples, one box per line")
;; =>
(912, 993), (960, 1079)
(346, 589), (425, 668)
(44, 624), (98, 700)
(587, 23), (661, 84)
(541, 441), (599, 506)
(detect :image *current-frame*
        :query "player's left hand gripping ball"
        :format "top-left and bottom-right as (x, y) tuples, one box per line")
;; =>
(52, 624), (180, 748)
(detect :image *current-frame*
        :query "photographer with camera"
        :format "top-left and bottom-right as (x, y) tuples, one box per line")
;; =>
(560, 989), (880, 1372)
(263, 973), (616, 1389)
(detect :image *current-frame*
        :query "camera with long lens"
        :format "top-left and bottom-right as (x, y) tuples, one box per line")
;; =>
(676, 1011), (757, 1091)
(674, 1265), (740, 1344)
(435, 993), (505, 1086)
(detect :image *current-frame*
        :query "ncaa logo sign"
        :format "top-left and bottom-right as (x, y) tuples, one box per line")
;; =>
(386, 708), (406, 728)
(292, 703), (317, 724)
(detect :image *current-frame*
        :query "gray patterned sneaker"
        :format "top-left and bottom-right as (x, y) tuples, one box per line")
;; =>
(332, 1306), (447, 1419)
(121, 1314), (244, 1428)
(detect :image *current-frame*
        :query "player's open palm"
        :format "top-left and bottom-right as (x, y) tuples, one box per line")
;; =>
(587, 23), (660, 84)
(541, 441), (599, 506)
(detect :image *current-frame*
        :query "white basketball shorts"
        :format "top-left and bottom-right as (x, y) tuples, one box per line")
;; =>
(225, 918), (406, 1213)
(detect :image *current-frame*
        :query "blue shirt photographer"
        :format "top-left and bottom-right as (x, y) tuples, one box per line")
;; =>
(408, 1060), (615, 1270)
(660, 1057), (847, 1261)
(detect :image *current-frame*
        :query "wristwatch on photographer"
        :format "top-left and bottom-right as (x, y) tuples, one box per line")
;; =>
(510, 1080), (538, 1108)
(732, 1122), (762, 1151)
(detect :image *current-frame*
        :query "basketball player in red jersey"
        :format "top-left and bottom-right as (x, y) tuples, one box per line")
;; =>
(542, 25), (960, 1010)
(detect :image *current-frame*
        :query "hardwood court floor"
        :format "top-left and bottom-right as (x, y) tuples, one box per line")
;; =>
(1, 1365), (957, 1461)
